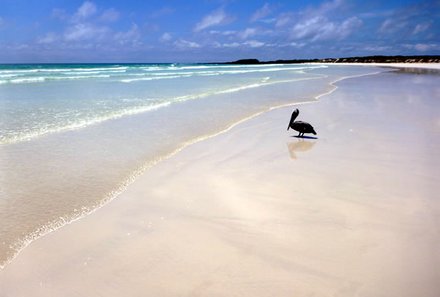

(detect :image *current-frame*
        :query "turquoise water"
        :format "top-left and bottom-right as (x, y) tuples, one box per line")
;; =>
(0, 63), (328, 144)
(0, 63), (382, 267)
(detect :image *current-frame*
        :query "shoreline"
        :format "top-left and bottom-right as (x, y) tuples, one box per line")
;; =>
(312, 62), (440, 70)
(0, 66), (438, 296)
(0, 66), (384, 271)
(1, 69), (326, 146)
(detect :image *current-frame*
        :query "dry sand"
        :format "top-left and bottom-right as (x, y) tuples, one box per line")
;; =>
(0, 67), (439, 297)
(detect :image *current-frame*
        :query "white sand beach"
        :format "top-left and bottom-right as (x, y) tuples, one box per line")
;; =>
(0, 65), (439, 297)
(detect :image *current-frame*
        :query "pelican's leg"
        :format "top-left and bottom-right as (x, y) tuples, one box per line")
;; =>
(297, 132), (301, 137)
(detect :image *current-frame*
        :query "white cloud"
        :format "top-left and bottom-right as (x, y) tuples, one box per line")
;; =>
(244, 40), (265, 48)
(40, 2), (144, 49)
(414, 43), (438, 52)
(275, 13), (292, 27)
(74, 1), (97, 20)
(194, 8), (232, 32)
(291, 15), (361, 42)
(251, 3), (272, 22)
(174, 39), (201, 49)
(363, 45), (392, 52)
(379, 18), (407, 34)
(338, 17), (363, 39)
(316, 0), (344, 15)
(209, 30), (237, 36)
(209, 27), (271, 43)
(377, 4), (436, 37)
(160, 32), (172, 42)
(114, 24), (140, 45)
(38, 32), (58, 44)
(276, 0), (352, 41)
(64, 23), (109, 41)
(412, 22), (431, 35)
(289, 42), (306, 48)
(9, 43), (30, 50)
(213, 40), (266, 49)
(276, 0), (344, 29)
(239, 28), (257, 39)
(260, 18), (276, 24)
(291, 17), (318, 39)
(221, 42), (241, 48)
(100, 8), (120, 22)
(359, 10), (393, 19)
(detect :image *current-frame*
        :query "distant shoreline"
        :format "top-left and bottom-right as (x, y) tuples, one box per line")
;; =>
(217, 55), (440, 65)
(314, 62), (440, 73)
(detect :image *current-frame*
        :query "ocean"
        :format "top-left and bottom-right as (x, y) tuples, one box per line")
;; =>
(0, 63), (381, 267)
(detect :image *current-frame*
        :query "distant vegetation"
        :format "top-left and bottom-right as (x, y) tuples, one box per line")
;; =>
(220, 55), (440, 65)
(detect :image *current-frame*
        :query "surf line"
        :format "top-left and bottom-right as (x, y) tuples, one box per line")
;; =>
(0, 66), (386, 270)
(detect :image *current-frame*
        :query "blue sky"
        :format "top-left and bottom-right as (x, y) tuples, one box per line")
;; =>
(0, 0), (438, 63)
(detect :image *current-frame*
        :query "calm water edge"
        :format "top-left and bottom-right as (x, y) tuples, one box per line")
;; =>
(0, 63), (382, 267)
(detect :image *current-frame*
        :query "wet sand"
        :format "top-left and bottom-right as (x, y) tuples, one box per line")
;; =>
(316, 62), (440, 70)
(0, 67), (439, 296)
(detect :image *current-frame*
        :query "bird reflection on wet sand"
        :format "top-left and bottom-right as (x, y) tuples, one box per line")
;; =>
(287, 140), (316, 160)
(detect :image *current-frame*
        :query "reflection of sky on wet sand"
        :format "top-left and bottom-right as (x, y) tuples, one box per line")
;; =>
(287, 140), (316, 160)
(318, 71), (440, 140)
(393, 67), (440, 76)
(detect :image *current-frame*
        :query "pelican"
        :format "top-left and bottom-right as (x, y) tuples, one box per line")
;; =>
(287, 108), (317, 137)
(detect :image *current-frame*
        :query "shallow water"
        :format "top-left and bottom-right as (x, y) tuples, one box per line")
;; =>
(0, 63), (381, 267)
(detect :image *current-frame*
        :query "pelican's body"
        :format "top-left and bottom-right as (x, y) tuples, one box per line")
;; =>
(287, 109), (316, 137)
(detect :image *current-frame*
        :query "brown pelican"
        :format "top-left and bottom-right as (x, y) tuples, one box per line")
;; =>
(287, 108), (317, 137)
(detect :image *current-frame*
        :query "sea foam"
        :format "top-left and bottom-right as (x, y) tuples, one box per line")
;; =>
(0, 63), (382, 269)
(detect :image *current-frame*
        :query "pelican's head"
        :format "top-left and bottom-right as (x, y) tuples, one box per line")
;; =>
(291, 108), (299, 120)
(288, 108), (300, 130)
